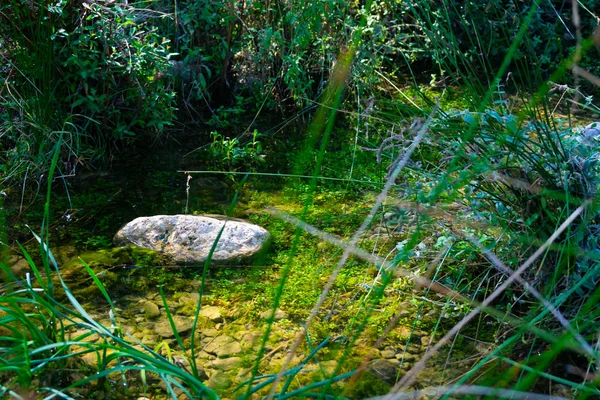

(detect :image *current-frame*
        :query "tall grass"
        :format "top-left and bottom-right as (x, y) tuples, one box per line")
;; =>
(235, 1), (600, 398)
(0, 140), (220, 399)
(350, 2), (600, 398)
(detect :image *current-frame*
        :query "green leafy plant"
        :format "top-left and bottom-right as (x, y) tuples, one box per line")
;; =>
(0, 0), (176, 198)
(208, 129), (264, 171)
(206, 95), (247, 128)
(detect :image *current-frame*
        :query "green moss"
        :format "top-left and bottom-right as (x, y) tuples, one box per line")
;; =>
(111, 245), (173, 266)
(346, 372), (393, 398)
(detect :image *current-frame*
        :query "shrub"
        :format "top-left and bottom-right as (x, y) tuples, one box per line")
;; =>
(0, 0), (176, 191)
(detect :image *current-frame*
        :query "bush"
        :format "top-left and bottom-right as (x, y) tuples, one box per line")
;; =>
(0, 0), (176, 190)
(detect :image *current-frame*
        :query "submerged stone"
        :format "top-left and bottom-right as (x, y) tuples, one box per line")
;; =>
(200, 328), (219, 337)
(113, 215), (270, 265)
(259, 308), (287, 321)
(206, 370), (232, 390)
(239, 331), (261, 350)
(207, 356), (243, 371)
(199, 306), (223, 322)
(204, 335), (243, 357)
(142, 301), (160, 319)
(368, 359), (400, 384)
(380, 349), (395, 359)
(154, 315), (193, 338)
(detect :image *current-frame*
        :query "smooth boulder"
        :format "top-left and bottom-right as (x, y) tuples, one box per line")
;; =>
(113, 215), (270, 265)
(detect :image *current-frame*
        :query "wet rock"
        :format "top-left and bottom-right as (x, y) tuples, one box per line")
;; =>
(9, 256), (31, 275)
(54, 244), (77, 264)
(199, 306), (223, 322)
(206, 370), (232, 391)
(196, 349), (214, 359)
(177, 292), (200, 310)
(368, 359), (400, 384)
(406, 344), (423, 354)
(395, 343), (422, 355)
(259, 308), (287, 321)
(204, 336), (243, 357)
(154, 316), (193, 338)
(143, 301), (160, 319)
(395, 326), (413, 339)
(63, 249), (120, 270)
(201, 328), (219, 338)
(178, 292), (200, 303)
(141, 334), (159, 346)
(207, 356), (243, 371)
(113, 215), (270, 265)
(421, 336), (432, 346)
(380, 349), (396, 359)
(177, 296), (200, 317)
(240, 332), (261, 350)
(123, 325), (135, 336)
(396, 352), (418, 362)
(165, 300), (179, 311)
(235, 367), (252, 382)
(198, 367), (208, 382)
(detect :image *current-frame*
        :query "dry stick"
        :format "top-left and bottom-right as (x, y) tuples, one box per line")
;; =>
(19, 165), (29, 214)
(571, 0), (582, 114)
(365, 385), (569, 400)
(467, 234), (596, 358)
(384, 199), (592, 396)
(572, 65), (600, 88)
(265, 107), (439, 399)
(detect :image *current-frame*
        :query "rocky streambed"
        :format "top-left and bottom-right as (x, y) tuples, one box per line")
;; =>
(70, 286), (457, 398)
(8, 239), (474, 398)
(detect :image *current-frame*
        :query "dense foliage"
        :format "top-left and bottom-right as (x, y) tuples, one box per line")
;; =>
(2, 1), (599, 189)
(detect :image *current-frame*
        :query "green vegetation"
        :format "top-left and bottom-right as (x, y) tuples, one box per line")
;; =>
(3, 0), (600, 399)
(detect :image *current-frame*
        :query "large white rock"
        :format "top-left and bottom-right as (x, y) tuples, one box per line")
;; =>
(113, 215), (270, 265)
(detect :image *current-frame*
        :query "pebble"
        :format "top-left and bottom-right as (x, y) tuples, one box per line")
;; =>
(259, 308), (287, 321)
(204, 336), (243, 357)
(380, 350), (396, 359)
(143, 301), (160, 319)
(199, 306), (223, 322)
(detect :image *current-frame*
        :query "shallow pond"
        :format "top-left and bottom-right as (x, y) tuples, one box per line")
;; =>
(3, 135), (498, 399)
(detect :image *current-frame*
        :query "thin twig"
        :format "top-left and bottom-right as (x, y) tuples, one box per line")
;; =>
(570, 0), (582, 114)
(572, 65), (600, 88)
(467, 234), (595, 358)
